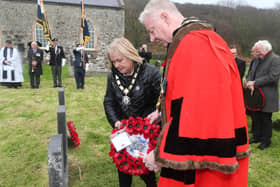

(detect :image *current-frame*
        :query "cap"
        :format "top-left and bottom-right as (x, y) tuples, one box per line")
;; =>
(244, 86), (265, 111)
(5, 40), (12, 44)
(52, 38), (58, 42)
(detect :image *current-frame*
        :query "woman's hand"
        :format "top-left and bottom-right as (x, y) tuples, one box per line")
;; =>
(114, 121), (121, 128)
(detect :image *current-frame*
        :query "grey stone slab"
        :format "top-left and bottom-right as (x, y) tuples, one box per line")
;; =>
(58, 88), (65, 106)
(48, 134), (66, 187)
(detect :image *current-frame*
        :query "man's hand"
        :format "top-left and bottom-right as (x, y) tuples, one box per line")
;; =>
(4, 60), (10, 65)
(76, 46), (85, 51)
(246, 81), (255, 96)
(143, 150), (161, 172)
(147, 110), (161, 124)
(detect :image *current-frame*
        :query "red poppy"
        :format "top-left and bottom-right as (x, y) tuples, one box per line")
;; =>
(134, 120), (143, 133)
(120, 119), (128, 129)
(113, 152), (126, 165)
(126, 122), (135, 134)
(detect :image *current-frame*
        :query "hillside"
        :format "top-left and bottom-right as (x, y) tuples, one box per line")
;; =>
(124, 0), (280, 56)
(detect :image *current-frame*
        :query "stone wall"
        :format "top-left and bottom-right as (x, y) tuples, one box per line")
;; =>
(0, 0), (125, 72)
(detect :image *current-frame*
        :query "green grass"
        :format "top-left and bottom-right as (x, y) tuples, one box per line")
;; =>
(0, 64), (280, 186)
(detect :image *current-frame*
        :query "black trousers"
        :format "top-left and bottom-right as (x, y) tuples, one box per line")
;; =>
(247, 110), (256, 134)
(74, 67), (85, 89)
(51, 65), (62, 87)
(29, 72), (40, 88)
(252, 111), (272, 144)
(117, 169), (157, 187)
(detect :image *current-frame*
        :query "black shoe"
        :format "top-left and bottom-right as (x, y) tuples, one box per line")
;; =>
(258, 142), (271, 150)
(249, 138), (261, 144)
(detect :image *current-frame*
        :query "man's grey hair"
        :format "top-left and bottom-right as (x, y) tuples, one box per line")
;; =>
(138, 0), (180, 24)
(31, 41), (37, 46)
(253, 40), (272, 52)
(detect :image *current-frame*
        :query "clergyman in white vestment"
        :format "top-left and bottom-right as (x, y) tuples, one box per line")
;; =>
(0, 40), (24, 88)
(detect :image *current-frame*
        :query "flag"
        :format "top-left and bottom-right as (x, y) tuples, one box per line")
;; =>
(81, 0), (91, 45)
(36, 0), (52, 43)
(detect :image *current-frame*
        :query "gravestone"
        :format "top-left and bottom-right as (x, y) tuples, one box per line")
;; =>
(57, 105), (68, 175)
(58, 88), (65, 106)
(48, 134), (65, 187)
(47, 88), (68, 187)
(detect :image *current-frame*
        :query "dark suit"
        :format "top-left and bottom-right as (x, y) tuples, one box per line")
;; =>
(27, 48), (43, 88)
(235, 57), (246, 81)
(139, 49), (152, 63)
(46, 45), (65, 87)
(247, 52), (280, 144)
(73, 49), (88, 89)
(245, 58), (258, 135)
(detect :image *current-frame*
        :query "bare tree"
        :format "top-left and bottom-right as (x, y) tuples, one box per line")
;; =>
(217, 0), (237, 8)
(217, 0), (248, 8)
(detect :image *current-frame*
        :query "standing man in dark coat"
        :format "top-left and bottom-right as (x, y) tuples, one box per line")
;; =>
(73, 43), (88, 89)
(246, 40), (280, 150)
(138, 44), (152, 63)
(27, 41), (43, 88)
(46, 38), (65, 87)
(230, 46), (246, 81)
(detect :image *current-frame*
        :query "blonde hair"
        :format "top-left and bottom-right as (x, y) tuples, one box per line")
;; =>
(107, 37), (143, 64)
(138, 0), (180, 24)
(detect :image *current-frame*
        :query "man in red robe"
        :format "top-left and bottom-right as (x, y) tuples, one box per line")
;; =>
(138, 0), (250, 186)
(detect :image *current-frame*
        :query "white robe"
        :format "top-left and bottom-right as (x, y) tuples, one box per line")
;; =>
(0, 47), (24, 83)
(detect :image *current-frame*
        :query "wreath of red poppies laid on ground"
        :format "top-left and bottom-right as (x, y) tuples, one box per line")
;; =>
(109, 116), (160, 176)
(67, 121), (80, 147)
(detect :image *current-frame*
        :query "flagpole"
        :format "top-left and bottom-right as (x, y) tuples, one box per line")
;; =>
(81, 0), (85, 69)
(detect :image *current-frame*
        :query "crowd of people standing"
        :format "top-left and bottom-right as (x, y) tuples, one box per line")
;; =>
(0, 38), (92, 90)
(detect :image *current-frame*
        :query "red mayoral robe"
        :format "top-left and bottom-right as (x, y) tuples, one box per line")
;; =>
(156, 23), (250, 187)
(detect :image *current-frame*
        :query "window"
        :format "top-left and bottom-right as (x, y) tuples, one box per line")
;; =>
(85, 20), (95, 49)
(35, 24), (48, 47)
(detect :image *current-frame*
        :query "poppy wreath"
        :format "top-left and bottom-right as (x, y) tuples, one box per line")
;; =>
(109, 116), (160, 176)
(67, 121), (80, 146)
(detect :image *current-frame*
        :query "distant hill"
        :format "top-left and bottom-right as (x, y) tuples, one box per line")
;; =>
(124, 0), (280, 57)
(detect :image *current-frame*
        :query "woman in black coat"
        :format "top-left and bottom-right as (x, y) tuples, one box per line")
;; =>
(103, 37), (161, 187)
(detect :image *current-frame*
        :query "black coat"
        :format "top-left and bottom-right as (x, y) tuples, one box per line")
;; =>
(73, 49), (88, 69)
(103, 61), (161, 127)
(46, 45), (65, 66)
(139, 49), (152, 63)
(235, 57), (246, 81)
(27, 48), (43, 75)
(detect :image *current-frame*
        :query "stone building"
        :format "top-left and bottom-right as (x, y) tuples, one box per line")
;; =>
(0, 0), (125, 73)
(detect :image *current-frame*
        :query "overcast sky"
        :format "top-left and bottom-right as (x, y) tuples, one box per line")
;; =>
(171, 0), (280, 9)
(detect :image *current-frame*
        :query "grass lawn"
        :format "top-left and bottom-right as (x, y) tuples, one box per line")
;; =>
(0, 64), (279, 187)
